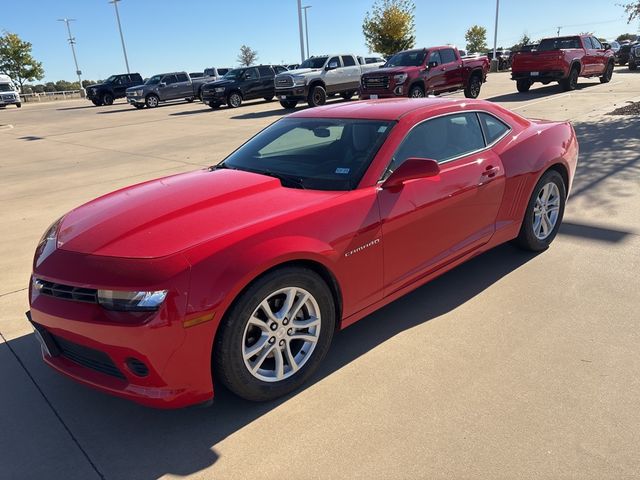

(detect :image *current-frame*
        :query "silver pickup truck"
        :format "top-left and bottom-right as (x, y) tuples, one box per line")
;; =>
(275, 54), (369, 109)
(125, 71), (210, 109)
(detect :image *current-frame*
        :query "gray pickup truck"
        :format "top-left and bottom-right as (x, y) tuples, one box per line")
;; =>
(125, 71), (209, 108)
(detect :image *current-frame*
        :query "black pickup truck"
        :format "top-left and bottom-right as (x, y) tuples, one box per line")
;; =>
(201, 65), (287, 108)
(86, 73), (143, 106)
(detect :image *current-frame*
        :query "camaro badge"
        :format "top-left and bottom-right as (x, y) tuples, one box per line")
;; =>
(344, 238), (381, 257)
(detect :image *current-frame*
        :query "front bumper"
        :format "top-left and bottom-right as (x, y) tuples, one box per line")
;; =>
(0, 94), (21, 105)
(29, 249), (216, 408)
(511, 70), (566, 82)
(276, 86), (308, 101)
(201, 90), (227, 104)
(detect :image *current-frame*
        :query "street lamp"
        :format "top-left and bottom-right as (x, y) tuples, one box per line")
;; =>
(302, 5), (311, 59)
(109, 0), (130, 73)
(297, 0), (305, 63)
(57, 18), (84, 97)
(491, 0), (500, 72)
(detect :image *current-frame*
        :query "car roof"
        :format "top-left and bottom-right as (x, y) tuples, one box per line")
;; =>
(288, 98), (499, 121)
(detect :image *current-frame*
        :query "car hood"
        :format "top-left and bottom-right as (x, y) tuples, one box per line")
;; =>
(126, 84), (150, 92)
(87, 82), (109, 90)
(57, 169), (342, 258)
(281, 68), (321, 76)
(362, 66), (416, 76)
(203, 79), (235, 89)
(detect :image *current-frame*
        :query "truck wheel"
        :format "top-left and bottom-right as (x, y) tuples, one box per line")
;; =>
(227, 92), (242, 108)
(263, 95), (274, 102)
(340, 91), (354, 100)
(560, 67), (579, 91)
(102, 93), (114, 106)
(307, 85), (327, 107)
(16, 103), (22, 108)
(145, 94), (159, 108)
(409, 85), (425, 98)
(280, 100), (298, 109)
(464, 75), (482, 98)
(629, 60), (637, 71)
(133, 104), (145, 109)
(209, 101), (221, 109)
(186, 97), (195, 103)
(600, 61), (614, 83)
(516, 79), (532, 93)
(91, 100), (101, 106)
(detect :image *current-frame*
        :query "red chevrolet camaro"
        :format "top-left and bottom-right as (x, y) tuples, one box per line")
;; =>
(29, 98), (578, 408)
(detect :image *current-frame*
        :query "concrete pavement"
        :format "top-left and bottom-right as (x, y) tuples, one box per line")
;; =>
(1, 68), (639, 479)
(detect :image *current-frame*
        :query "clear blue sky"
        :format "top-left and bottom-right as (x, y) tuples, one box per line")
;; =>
(2, 0), (637, 83)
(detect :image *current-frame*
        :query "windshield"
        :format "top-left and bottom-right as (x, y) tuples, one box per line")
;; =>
(384, 51), (426, 67)
(145, 75), (163, 85)
(538, 36), (581, 51)
(299, 57), (329, 69)
(105, 75), (118, 83)
(223, 69), (244, 79)
(220, 118), (395, 190)
(0, 84), (13, 92)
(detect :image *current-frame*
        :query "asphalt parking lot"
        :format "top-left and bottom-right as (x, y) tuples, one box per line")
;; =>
(1, 68), (639, 480)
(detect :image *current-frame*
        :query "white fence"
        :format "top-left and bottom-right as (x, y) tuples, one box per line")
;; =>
(21, 90), (84, 102)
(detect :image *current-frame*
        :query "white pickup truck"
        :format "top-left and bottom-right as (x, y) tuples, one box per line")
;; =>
(275, 54), (378, 109)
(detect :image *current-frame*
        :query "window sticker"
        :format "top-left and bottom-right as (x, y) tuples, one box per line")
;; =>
(335, 167), (350, 174)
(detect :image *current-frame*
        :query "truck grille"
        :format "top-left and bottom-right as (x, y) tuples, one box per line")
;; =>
(362, 76), (389, 90)
(276, 75), (294, 88)
(34, 278), (98, 304)
(51, 332), (126, 380)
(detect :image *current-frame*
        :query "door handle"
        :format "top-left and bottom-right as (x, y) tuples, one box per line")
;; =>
(482, 165), (500, 179)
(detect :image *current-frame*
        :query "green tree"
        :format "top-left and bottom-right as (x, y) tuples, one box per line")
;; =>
(362, 0), (415, 57)
(465, 25), (488, 54)
(510, 33), (531, 51)
(616, 33), (637, 42)
(621, 2), (640, 22)
(237, 45), (258, 66)
(0, 32), (44, 90)
(82, 79), (97, 89)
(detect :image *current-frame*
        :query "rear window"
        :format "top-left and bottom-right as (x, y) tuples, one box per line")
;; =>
(538, 36), (581, 51)
(440, 48), (457, 64)
(341, 55), (356, 67)
(258, 66), (274, 76)
(176, 73), (189, 82)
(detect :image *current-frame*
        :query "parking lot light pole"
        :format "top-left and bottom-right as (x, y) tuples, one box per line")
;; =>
(302, 5), (311, 59)
(57, 18), (85, 97)
(109, 0), (130, 74)
(297, 0), (305, 63)
(490, 0), (499, 72)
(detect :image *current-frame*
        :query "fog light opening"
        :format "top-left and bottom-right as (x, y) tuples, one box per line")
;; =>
(126, 357), (149, 377)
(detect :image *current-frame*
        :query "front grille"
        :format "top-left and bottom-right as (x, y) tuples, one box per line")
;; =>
(51, 333), (126, 380)
(35, 279), (98, 304)
(2, 94), (16, 101)
(363, 76), (390, 90)
(276, 75), (294, 88)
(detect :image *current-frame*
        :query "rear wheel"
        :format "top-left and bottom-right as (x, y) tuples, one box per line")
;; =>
(600, 61), (614, 83)
(186, 97), (194, 103)
(464, 74), (482, 98)
(227, 91), (242, 108)
(307, 85), (326, 107)
(263, 95), (274, 102)
(102, 93), (114, 106)
(145, 94), (159, 108)
(340, 91), (354, 100)
(91, 99), (102, 106)
(213, 267), (335, 401)
(560, 67), (579, 91)
(629, 60), (637, 71)
(516, 79), (532, 92)
(514, 170), (566, 252)
(280, 100), (298, 109)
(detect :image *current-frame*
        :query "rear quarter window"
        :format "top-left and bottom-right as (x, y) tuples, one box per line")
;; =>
(478, 112), (511, 144)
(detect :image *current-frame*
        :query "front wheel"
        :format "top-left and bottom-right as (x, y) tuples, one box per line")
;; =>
(213, 267), (335, 401)
(516, 79), (532, 93)
(409, 85), (425, 97)
(600, 62), (614, 83)
(186, 97), (194, 103)
(227, 91), (242, 108)
(145, 94), (159, 108)
(133, 104), (145, 109)
(209, 101), (221, 109)
(16, 103), (22, 108)
(514, 170), (566, 252)
(464, 75), (482, 98)
(307, 85), (327, 107)
(102, 93), (114, 106)
(280, 99), (298, 109)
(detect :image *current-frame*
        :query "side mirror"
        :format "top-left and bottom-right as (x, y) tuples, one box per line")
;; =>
(158, 82), (166, 88)
(602, 42), (611, 50)
(427, 61), (439, 69)
(326, 61), (339, 70)
(381, 158), (440, 190)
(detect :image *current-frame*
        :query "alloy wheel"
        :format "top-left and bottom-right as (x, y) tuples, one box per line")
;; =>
(533, 182), (561, 240)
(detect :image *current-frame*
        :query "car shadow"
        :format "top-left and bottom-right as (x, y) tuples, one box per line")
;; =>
(5, 243), (537, 479)
(230, 98), (355, 120)
(485, 81), (599, 102)
(56, 102), (128, 111)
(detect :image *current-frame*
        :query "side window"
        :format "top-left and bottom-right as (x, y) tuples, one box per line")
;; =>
(478, 112), (510, 144)
(440, 48), (457, 64)
(341, 55), (356, 67)
(112, 76), (122, 85)
(328, 56), (340, 68)
(357, 56), (365, 65)
(274, 66), (287, 74)
(176, 73), (189, 82)
(582, 37), (593, 49)
(162, 75), (177, 85)
(428, 50), (442, 66)
(244, 68), (259, 80)
(388, 113), (485, 174)
(590, 37), (602, 49)
(258, 66), (273, 77)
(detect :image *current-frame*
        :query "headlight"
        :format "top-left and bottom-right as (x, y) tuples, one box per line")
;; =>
(97, 289), (168, 311)
(293, 76), (306, 86)
(393, 73), (408, 84)
(135, 89), (143, 96)
(35, 217), (63, 267)
(215, 87), (226, 92)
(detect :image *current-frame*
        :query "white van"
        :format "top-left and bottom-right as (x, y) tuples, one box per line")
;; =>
(0, 74), (22, 108)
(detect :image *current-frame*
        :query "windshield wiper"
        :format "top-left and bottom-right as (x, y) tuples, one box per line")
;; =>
(261, 170), (306, 189)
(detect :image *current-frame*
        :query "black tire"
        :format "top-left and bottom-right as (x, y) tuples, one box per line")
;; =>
(560, 66), (579, 91)
(133, 104), (145, 109)
(227, 91), (242, 108)
(514, 170), (566, 252)
(307, 85), (327, 107)
(340, 91), (354, 100)
(600, 61), (614, 83)
(102, 93), (114, 106)
(16, 103), (22, 108)
(213, 267), (336, 401)
(464, 74), (482, 98)
(408, 85), (425, 98)
(629, 61), (637, 71)
(280, 100), (298, 109)
(186, 97), (194, 103)
(618, 59), (627, 66)
(209, 101), (221, 109)
(516, 79), (532, 93)
(145, 94), (159, 108)
(91, 99), (101, 106)
(263, 95), (274, 102)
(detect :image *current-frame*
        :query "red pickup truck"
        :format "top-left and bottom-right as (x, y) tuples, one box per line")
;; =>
(360, 46), (489, 99)
(511, 35), (615, 92)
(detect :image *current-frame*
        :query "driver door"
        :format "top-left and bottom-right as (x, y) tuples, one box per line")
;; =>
(242, 67), (261, 99)
(425, 50), (446, 93)
(377, 112), (506, 295)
